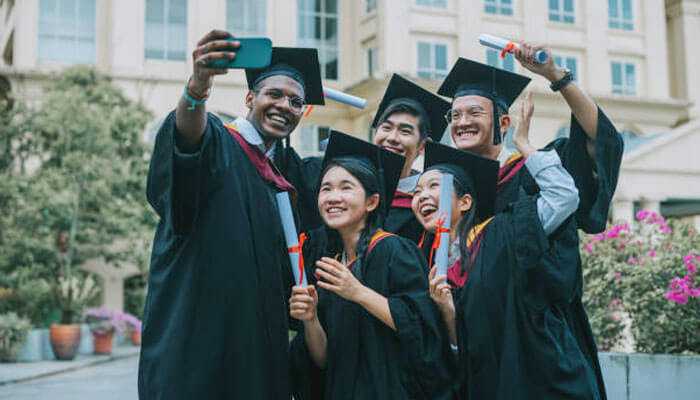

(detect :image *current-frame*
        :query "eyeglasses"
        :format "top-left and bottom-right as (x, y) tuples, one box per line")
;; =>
(443, 108), (488, 124)
(256, 88), (306, 114)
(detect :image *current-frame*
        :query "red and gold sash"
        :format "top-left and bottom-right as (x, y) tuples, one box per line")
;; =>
(497, 152), (525, 192)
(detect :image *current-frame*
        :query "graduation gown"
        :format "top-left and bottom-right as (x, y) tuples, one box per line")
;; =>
(291, 230), (456, 400)
(492, 109), (622, 399)
(455, 194), (601, 400)
(139, 112), (298, 400)
(384, 191), (424, 244)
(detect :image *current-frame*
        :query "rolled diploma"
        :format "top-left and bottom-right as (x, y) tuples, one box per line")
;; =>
(323, 87), (367, 109)
(435, 174), (454, 277)
(275, 191), (307, 287)
(478, 33), (549, 64)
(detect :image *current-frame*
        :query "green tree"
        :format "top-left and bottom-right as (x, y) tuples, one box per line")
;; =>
(0, 67), (156, 325)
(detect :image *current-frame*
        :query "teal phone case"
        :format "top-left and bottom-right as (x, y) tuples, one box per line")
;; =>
(208, 37), (272, 69)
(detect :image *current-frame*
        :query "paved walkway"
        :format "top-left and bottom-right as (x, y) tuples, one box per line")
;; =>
(0, 346), (139, 386)
(0, 355), (138, 400)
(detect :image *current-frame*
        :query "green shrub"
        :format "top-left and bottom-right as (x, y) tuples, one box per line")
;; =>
(581, 211), (700, 354)
(0, 312), (31, 362)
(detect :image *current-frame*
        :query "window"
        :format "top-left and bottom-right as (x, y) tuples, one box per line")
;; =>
(298, 0), (338, 80)
(553, 55), (578, 82)
(549, 0), (574, 23)
(227, 0), (266, 36)
(486, 48), (514, 72)
(609, 0), (633, 30)
(299, 125), (330, 155)
(484, 0), (513, 16)
(367, 47), (378, 77)
(366, 0), (377, 13)
(417, 42), (448, 79)
(145, 0), (187, 61)
(416, 0), (447, 7)
(38, 0), (96, 64)
(611, 61), (636, 95)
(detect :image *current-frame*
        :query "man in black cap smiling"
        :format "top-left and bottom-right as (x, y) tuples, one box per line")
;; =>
(139, 30), (324, 399)
(371, 74), (451, 244)
(438, 44), (624, 399)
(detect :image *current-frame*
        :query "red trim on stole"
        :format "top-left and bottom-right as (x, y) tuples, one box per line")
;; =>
(226, 125), (296, 194)
(497, 153), (526, 193)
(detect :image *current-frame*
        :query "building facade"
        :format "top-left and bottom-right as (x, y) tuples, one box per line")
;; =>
(1, 0), (699, 225)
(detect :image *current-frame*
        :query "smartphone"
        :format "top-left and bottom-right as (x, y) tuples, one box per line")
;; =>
(207, 37), (272, 69)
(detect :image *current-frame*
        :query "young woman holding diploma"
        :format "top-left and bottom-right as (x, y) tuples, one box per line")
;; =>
(288, 131), (454, 400)
(415, 95), (599, 399)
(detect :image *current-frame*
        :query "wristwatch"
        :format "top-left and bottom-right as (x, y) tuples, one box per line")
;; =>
(549, 68), (574, 92)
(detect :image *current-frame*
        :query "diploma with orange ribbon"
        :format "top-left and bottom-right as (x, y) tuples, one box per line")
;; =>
(435, 174), (454, 277)
(275, 192), (308, 287)
(478, 34), (549, 64)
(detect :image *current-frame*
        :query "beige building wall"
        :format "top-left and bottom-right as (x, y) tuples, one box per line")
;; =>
(1, 0), (699, 225)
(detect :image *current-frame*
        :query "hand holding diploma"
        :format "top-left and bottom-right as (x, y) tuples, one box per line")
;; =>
(276, 192), (307, 287)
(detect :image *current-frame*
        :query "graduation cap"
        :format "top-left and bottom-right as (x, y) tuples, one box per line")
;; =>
(423, 141), (499, 221)
(371, 74), (451, 142)
(245, 47), (325, 105)
(437, 58), (530, 145)
(323, 130), (405, 219)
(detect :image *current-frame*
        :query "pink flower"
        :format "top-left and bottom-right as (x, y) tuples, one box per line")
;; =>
(648, 250), (657, 258)
(584, 243), (594, 254)
(665, 291), (689, 305)
(636, 210), (650, 221)
(627, 257), (639, 265)
(614, 272), (622, 283)
(659, 224), (672, 234)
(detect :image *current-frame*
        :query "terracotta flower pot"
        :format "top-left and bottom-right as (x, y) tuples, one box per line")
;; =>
(49, 324), (81, 361)
(130, 330), (141, 346)
(92, 331), (114, 355)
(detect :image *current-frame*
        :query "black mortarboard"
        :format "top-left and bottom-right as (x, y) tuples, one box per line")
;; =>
(245, 47), (325, 105)
(323, 130), (405, 219)
(372, 74), (451, 142)
(423, 141), (499, 221)
(438, 58), (530, 145)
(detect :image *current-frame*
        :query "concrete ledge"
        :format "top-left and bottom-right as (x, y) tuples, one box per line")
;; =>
(600, 352), (700, 399)
(0, 346), (139, 386)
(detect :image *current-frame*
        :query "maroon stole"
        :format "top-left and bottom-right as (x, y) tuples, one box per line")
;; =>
(225, 125), (296, 194)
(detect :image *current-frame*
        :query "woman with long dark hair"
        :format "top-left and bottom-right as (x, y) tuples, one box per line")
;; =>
(289, 131), (454, 400)
(414, 97), (599, 399)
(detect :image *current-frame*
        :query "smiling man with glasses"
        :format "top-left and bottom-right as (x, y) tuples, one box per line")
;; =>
(139, 30), (325, 400)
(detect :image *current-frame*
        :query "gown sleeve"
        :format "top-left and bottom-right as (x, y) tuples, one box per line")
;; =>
(544, 107), (624, 234)
(383, 237), (456, 399)
(146, 111), (231, 235)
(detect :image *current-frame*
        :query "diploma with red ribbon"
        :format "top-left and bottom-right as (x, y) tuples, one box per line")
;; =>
(478, 33), (549, 64)
(435, 174), (454, 277)
(275, 191), (308, 287)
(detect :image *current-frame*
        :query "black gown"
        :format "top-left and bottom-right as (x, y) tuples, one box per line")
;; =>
(290, 230), (456, 400)
(139, 112), (311, 399)
(384, 202), (424, 244)
(491, 109), (623, 399)
(455, 193), (601, 399)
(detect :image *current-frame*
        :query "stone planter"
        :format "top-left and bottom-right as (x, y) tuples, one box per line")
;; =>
(78, 324), (94, 355)
(600, 352), (700, 399)
(17, 329), (43, 362)
(40, 329), (54, 360)
(49, 324), (81, 361)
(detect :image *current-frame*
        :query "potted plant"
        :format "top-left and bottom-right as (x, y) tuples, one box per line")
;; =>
(0, 312), (31, 362)
(50, 274), (99, 360)
(84, 307), (127, 355)
(123, 313), (142, 346)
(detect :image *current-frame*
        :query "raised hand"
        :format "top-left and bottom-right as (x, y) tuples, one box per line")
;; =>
(289, 285), (319, 322)
(513, 41), (564, 83)
(315, 257), (366, 303)
(513, 92), (536, 157)
(188, 30), (240, 96)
